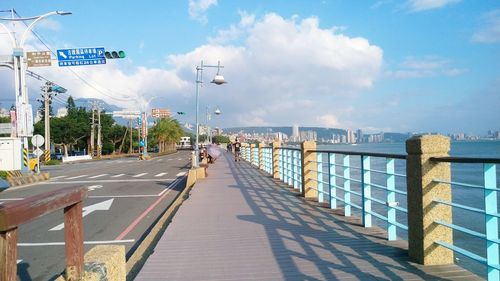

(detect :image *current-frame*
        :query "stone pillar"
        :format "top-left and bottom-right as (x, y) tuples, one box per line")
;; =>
(406, 135), (453, 265)
(272, 141), (280, 179)
(301, 140), (317, 200)
(258, 143), (265, 170)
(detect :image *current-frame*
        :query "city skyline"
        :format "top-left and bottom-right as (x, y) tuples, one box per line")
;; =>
(0, 1), (498, 134)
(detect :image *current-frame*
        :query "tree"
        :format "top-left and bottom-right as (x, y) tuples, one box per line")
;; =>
(150, 118), (184, 153)
(212, 135), (230, 144)
(66, 96), (76, 111)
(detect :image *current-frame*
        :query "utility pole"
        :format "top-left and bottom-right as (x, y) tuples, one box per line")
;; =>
(97, 105), (102, 158)
(90, 102), (96, 158)
(43, 84), (51, 162)
(129, 119), (133, 153)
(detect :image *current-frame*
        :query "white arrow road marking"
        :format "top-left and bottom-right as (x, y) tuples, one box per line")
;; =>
(67, 175), (88, 179)
(89, 174), (108, 179)
(17, 260), (22, 264)
(111, 174), (125, 178)
(155, 173), (167, 177)
(133, 173), (148, 178)
(176, 172), (186, 177)
(49, 199), (114, 231)
(87, 185), (102, 191)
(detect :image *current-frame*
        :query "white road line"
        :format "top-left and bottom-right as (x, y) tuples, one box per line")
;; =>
(18, 239), (135, 247)
(176, 172), (186, 177)
(51, 175), (67, 179)
(155, 172), (167, 177)
(177, 158), (182, 160)
(67, 175), (88, 179)
(47, 178), (175, 184)
(89, 174), (108, 179)
(157, 159), (163, 162)
(133, 173), (148, 178)
(111, 174), (125, 178)
(89, 194), (159, 198)
(87, 185), (102, 191)
(0, 198), (25, 201)
(17, 260), (22, 264)
(157, 176), (183, 196)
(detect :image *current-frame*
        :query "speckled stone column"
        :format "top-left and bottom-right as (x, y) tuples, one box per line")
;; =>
(272, 141), (280, 179)
(406, 135), (453, 265)
(301, 140), (318, 200)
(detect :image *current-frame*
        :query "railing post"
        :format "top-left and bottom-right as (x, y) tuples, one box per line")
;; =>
(343, 155), (351, 216)
(386, 158), (397, 241)
(484, 163), (499, 280)
(361, 155), (372, 227)
(0, 228), (18, 280)
(317, 153), (324, 203)
(258, 143), (265, 170)
(64, 201), (84, 281)
(329, 153), (337, 209)
(250, 144), (255, 165)
(301, 140), (317, 200)
(406, 135), (453, 265)
(272, 141), (281, 179)
(293, 150), (299, 189)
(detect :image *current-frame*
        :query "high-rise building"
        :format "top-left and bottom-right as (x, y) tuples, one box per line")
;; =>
(356, 129), (363, 143)
(292, 125), (300, 141)
(300, 130), (317, 141)
(346, 129), (356, 143)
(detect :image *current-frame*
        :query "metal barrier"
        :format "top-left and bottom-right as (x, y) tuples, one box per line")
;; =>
(0, 186), (88, 280)
(430, 157), (500, 281)
(241, 137), (500, 280)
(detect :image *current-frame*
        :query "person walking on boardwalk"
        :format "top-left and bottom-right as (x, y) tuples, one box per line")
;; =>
(234, 138), (241, 162)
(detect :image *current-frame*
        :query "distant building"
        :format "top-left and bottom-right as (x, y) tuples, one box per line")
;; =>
(292, 125), (300, 141)
(0, 107), (9, 117)
(300, 130), (317, 141)
(356, 129), (363, 143)
(346, 129), (356, 143)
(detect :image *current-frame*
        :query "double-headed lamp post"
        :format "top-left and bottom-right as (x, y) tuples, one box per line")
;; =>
(0, 11), (71, 166)
(194, 60), (226, 167)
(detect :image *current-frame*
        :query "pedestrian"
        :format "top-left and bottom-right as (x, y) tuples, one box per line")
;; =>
(234, 138), (241, 162)
(227, 142), (232, 153)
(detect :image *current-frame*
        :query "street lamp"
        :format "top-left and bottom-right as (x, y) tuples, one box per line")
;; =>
(194, 60), (226, 167)
(205, 106), (222, 144)
(0, 10), (71, 170)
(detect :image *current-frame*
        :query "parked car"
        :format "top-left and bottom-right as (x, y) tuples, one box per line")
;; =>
(51, 153), (63, 160)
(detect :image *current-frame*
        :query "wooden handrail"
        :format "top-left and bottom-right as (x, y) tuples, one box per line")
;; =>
(0, 186), (88, 281)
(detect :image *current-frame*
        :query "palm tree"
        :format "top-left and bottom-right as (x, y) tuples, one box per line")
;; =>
(150, 118), (184, 153)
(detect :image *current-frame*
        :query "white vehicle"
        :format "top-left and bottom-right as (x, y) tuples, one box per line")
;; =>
(177, 136), (191, 150)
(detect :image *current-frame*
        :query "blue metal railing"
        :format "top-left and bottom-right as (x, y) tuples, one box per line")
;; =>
(430, 157), (500, 281)
(277, 147), (302, 192)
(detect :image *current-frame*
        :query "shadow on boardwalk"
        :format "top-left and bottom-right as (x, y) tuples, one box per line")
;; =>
(136, 151), (480, 281)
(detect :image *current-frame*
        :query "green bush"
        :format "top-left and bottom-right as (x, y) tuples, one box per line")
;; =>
(0, 171), (7, 180)
(45, 159), (61, 165)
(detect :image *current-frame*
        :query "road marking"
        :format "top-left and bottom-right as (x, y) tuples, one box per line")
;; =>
(17, 260), (22, 264)
(0, 198), (25, 201)
(18, 239), (135, 247)
(176, 172), (186, 177)
(87, 185), (102, 191)
(89, 174), (108, 179)
(44, 178), (175, 184)
(49, 199), (114, 231)
(133, 173), (148, 178)
(51, 175), (67, 179)
(177, 158), (182, 160)
(115, 177), (181, 240)
(67, 175), (88, 179)
(157, 159), (163, 162)
(111, 174), (125, 178)
(155, 172), (167, 177)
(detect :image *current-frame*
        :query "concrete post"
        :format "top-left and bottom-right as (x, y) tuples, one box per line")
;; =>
(406, 135), (453, 265)
(301, 140), (317, 200)
(272, 141), (280, 179)
(258, 143), (265, 170)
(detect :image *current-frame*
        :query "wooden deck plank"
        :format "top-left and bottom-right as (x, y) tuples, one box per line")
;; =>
(135, 152), (482, 281)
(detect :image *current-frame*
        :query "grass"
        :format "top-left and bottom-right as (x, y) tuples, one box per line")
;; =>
(0, 171), (7, 180)
(45, 159), (61, 165)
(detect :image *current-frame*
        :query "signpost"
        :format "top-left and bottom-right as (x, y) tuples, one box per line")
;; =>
(27, 51), (52, 67)
(31, 134), (44, 174)
(0, 124), (11, 135)
(151, 108), (171, 118)
(57, 47), (106, 67)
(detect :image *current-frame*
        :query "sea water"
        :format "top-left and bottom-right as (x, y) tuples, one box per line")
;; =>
(316, 141), (500, 278)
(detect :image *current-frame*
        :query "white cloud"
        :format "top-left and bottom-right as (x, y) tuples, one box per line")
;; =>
(316, 114), (339, 128)
(407, 0), (460, 12)
(188, 0), (218, 24)
(472, 9), (500, 43)
(385, 56), (467, 78)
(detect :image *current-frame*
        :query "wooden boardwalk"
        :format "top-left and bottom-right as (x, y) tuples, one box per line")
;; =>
(135, 152), (481, 281)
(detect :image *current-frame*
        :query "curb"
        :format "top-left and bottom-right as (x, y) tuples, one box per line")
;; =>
(2, 172), (50, 188)
(125, 167), (200, 280)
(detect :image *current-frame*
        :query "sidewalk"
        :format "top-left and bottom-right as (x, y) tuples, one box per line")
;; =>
(135, 151), (479, 280)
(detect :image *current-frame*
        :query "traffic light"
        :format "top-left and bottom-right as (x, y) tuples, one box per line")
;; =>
(137, 117), (142, 125)
(177, 112), (186, 115)
(105, 50), (126, 59)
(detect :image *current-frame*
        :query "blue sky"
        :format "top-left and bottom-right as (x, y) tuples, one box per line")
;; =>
(0, 0), (499, 135)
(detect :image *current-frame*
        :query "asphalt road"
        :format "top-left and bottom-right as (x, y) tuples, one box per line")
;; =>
(0, 151), (192, 281)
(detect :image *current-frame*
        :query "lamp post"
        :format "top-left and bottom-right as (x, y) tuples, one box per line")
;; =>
(0, 10), (71, 169)
(194, 61), (226, 167)
(205, 106), (222, 144)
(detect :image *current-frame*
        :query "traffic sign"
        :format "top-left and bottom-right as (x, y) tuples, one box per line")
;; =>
(33, 148), (43, 158)
(139, 140), (145, 147)
(57, 47), (106, 67)
(151, 108), (171, 118)
(0, 123), (11, 135)
(27, 51), (52, 67)
(31, 134), (45, 147)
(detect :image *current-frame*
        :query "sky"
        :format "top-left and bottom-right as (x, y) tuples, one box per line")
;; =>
(0, 0), (499, 135)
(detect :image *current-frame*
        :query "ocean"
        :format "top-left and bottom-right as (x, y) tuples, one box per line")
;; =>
(315, 140), (500, 279)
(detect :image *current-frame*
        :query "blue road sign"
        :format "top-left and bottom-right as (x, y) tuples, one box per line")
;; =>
(57, 47), (106, 67)
(139, 140), (145, 147)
